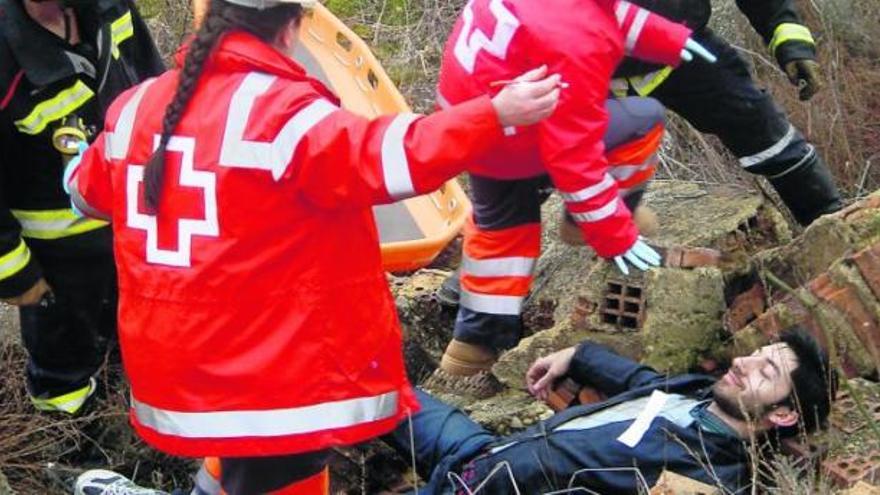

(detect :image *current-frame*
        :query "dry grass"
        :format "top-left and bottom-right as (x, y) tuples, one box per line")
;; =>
(0, 339), (195, 494)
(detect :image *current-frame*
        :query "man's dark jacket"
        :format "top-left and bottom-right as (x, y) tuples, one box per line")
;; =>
(449, 342), (752, 494)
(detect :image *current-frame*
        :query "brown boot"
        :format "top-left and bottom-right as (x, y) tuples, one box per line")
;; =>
(422, 340), (502, 399)
(439, 339), (497, 376)
(632, 205), (659, 237)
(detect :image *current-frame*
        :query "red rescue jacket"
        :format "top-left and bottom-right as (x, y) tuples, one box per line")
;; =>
(68, 31), (505, 457)
(437, 0), (689, 257)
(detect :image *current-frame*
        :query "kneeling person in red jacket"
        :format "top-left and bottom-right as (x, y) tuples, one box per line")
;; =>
(64, 0), (561, 492)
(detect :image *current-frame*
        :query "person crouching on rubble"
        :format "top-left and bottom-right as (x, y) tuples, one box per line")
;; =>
(382, 326), (836, 494)
(62, 0), (562, 492)
(426, 0), (720, 398)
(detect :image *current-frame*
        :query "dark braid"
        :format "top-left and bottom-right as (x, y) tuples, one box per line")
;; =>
(144, 0), (305, 210)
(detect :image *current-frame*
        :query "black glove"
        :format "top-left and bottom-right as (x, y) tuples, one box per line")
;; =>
(784, 59), (823, 101)
(770, 23), (820, 101)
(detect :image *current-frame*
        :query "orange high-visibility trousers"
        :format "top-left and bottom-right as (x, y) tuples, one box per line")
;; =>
(454, 97), (665, 352)
(194, 457), (330, 494)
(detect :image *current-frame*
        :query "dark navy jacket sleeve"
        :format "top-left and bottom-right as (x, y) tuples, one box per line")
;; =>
(568, 340), (669, 397)
(735, 0), (817, 67)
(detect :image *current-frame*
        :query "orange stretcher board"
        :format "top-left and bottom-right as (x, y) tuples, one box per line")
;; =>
(294, 5), (471, 272)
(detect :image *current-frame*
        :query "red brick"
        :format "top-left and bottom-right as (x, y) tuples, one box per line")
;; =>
(823, 452), (880, 488)
(724, 283), (766, 333)
(852, 243), (880, 301)
(808, 274), (880, 367)
(663, 246), (722, 269)
(547, 377), (581, 412)
(547, 378), (605, 412)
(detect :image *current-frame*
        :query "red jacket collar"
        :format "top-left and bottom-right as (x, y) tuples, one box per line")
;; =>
(174, 31), (339, 103)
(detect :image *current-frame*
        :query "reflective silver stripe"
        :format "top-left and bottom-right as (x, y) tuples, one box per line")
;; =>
(768, 145), (815, 179)
(436, 90), (451, 109)
(459, 289), (524, 315)
(132, 391), (399, 438)
(503, 126), (517, 137)
(560, 174), (614, 203)
(193, 465), (222, 495)
(268, 98), (338, 180)
(615, 0), (631, 26)
(739, 124), (795, 168)
(625, 8), (649, 52)
(462, 255), (535, 277)
(570, 198), (619, 223)
(107, 79), (156, 160)
(219, 73), (338, 180)
(381, 113), (420, 200)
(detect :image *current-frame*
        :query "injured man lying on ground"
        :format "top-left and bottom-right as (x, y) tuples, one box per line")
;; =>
(382, 326), (836, 494)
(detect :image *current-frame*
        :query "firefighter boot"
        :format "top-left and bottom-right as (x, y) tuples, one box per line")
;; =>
(767, 154), (843, 226)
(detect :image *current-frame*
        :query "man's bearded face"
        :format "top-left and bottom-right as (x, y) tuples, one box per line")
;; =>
(712, 343), (798, 422)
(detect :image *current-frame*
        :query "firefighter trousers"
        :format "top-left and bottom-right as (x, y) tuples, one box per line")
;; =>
(647, 28), (842, 225)
(453, 97), (665, 352)
(20, 246), (117, 402)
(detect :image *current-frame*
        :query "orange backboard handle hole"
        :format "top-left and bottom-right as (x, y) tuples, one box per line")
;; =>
(367, 70), (380, 90)
(335, 31), (353, 51)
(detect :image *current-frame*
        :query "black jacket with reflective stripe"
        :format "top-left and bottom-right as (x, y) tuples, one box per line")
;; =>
(0, 0), (164, 297)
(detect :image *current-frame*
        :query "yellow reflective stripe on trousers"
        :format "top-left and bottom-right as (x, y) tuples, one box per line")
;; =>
(14, 80), (95, 135)
(12, 209), (108, 240)
(110, 10), (134, 59)
(770, 23), (815, 55)
(31, 379), (94, 414)
(0, 239), (31, 282)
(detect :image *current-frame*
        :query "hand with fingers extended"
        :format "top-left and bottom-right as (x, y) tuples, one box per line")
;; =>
(612, 236), (661, 276)
(491, 65), (562, 128)
(526, 346), (577, 402)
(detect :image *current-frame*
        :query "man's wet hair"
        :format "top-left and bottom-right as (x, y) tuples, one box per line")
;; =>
(775, 326), (837, 437)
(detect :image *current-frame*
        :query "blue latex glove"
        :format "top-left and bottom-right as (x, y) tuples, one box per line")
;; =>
(680, 38), (717, 64)
(613, 237), (661, 276)
(62, 141), (88, 195)
(62, 141), (88, 216)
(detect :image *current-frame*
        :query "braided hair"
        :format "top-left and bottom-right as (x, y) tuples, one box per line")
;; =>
(144, 0), (305, 210)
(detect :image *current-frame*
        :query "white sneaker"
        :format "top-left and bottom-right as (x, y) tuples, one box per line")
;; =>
(74, 469), (169, 495)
